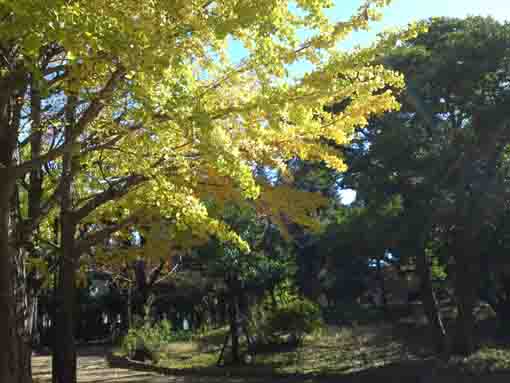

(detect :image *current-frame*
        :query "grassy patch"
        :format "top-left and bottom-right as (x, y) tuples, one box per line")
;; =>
(449, 346), (510, 375)
(153, 324), (424, 376)
(118, 313), (510, 379)
(253, 325), (413, 375)
(156, 327), (227, 369)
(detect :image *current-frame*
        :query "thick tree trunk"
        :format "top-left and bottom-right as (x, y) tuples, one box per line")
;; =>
(448, 222), (481, 356)
(13, 240), (37, 383)
(0, 185), (20, 383)
(52, 94), (78, 383)
(52, 220), (78, 383)
(16, 339), (32, 383)
(0, 73), (30, 383)
(416, 247), (447, 352)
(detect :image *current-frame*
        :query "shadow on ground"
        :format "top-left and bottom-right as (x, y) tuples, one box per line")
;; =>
(34, 348), (510, 383)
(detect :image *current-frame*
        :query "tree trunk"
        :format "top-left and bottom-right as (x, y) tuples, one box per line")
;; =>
(52, 217), (78, 383)
(452, 254), (479, 355)
(0, 184), (20, 383)
(416, 247), (447, 352)
(491, 275), (510, 323)
(448, 221), (481, 356)
(0, 73), (30, 382)
(229, 294), (241, 365)
(52, 95), (78, 383)
(376, 254), (388, 310)
(16, 339), (32, 383)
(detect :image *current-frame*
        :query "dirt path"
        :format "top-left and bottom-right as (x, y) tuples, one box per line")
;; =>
(31, 348), (267, 383)
(32, 349), (164, 383)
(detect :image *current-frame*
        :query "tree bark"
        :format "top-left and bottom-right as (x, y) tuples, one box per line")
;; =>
(452, 253), (479, 355)
(0, 182), (20, 383)
(0, 68), (30, 383)
(449, 223), (481, 356)
(52, 95), (78, 383)
(52, 219), (78, 383)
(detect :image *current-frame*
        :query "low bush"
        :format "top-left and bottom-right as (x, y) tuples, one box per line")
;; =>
(121, 319), (193, 363)
(263, 297), (322, 346)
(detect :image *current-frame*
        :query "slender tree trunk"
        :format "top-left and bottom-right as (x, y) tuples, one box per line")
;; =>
(227, 276), (242, 366)
(229, 293), (241, 365)
(416, 247), (447, 352)
(376, 254), (388, 310)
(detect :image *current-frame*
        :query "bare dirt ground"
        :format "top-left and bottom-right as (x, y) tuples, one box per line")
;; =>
(33, 347), (163, 383)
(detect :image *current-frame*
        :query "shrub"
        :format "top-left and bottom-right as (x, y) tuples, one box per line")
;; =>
(263, 297), (322, 346)
(122, 319), (193, 363)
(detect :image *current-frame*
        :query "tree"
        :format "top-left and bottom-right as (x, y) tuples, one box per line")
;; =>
(342, 16), (510, 354)
(0, 1), (413, 381)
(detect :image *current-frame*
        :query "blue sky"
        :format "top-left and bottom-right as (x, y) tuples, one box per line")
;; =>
(334, 0), (510, 47)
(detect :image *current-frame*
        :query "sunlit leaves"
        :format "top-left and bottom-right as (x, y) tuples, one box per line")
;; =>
(3, 0), (415, 266)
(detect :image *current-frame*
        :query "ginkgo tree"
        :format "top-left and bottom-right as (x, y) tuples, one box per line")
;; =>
(0, 0), (420, 382)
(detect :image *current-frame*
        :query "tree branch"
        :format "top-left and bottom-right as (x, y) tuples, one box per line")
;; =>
(73, 174), (146, 223)
(75, 65), (126, 137)
(76, 215), (139, 253)
(8, 66), (126, 178)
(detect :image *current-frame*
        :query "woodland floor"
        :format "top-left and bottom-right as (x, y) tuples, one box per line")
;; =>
(31, 303), (510, 383)
(33, 317), (510, 383)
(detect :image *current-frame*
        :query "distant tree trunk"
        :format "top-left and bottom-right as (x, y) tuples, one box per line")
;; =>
(448, 223), (480, 356)
(229, 293), (241, 365)
(491, 275), (510, 322)
(132, 259), (165, 319)
(127, 285), (133, 329)
(452, 252), (479, 355)
(416, 247), (447, 352)
(376, 254), (388, 309)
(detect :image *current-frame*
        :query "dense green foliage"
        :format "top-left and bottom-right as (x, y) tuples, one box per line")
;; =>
(263, 297), (322, 345)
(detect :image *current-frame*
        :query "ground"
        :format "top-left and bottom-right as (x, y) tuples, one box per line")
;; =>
(33, 317), (510, 382)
